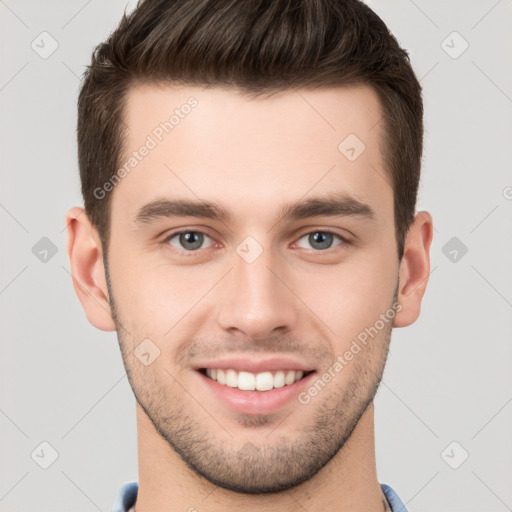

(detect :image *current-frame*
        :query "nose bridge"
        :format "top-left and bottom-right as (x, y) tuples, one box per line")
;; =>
(216, 239), (297, 339)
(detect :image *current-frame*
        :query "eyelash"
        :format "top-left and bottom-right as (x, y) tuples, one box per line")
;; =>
(161, 229), (350, 256)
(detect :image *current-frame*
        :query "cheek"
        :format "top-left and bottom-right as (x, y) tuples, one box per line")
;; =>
(109, 230), (398, 345)
(109, 249), (212, 337)
(298, 250), (397, 343)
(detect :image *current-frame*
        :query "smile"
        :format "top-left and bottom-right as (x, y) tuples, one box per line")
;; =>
(201, 368), (310, 391)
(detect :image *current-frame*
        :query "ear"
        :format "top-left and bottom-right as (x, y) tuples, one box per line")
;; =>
(65, 206), (116, 331)
(393, 211), (434, 328)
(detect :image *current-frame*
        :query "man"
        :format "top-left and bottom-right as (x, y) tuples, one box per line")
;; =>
(66, 0), (433, 510)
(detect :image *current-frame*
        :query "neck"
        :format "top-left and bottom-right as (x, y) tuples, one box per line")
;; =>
(134, 402), (384, 512)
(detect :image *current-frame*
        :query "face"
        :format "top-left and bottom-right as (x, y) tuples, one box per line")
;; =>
(104, 83), (400, 493)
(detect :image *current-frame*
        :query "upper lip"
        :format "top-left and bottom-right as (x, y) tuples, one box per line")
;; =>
(193, 357), (315, 374)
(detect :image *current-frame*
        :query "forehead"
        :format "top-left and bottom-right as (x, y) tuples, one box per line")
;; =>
(111, 82), (391, 229)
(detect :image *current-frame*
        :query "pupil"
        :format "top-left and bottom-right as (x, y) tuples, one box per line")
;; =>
(310, 231), (332, 250)
(181, 232), (203, 250)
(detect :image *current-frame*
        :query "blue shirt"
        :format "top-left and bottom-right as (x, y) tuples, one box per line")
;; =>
(111, 481), (408, 511)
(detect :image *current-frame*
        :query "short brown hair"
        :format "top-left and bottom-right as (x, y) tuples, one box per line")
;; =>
(77, 0), (423, 261)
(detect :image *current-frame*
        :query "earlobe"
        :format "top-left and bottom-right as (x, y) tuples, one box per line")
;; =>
(393, 211), (434, 328)
(65, 206), (116, 332)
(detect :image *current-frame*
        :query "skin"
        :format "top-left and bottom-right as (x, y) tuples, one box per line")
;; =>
(66, 83), (433, 512)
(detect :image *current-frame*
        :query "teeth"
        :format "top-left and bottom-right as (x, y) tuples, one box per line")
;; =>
(284, 370), (295, 385)
(256, 371), (273, 391)
(204, 368), (306, 391)
(273, 371), (285, 388)
(217, 369), (226, 385)
(225, 369), (238, 387)
(238, 371), (255, 390)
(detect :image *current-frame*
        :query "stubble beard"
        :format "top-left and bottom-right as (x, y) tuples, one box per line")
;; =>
(105, 257), (394, 494)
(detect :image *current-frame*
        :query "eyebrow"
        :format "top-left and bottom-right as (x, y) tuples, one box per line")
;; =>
(132, 192), (376, 226)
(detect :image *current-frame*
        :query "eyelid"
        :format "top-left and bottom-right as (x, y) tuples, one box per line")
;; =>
(162, 229), (216, 254)
(293, 224), (352, 241)
(292, 230), (349, 250)
(161, 225), (215, 241)
(293, 224), (354, 239)
(160, 227), (352, 254)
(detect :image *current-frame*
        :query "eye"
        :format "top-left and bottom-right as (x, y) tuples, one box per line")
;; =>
(164, 231), (214, 252)
(295, 231), (347, 251)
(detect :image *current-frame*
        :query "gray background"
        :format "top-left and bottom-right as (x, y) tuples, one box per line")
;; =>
(1, 1), (511, 511)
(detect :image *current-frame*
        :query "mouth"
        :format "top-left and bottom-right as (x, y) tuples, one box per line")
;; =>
(198, 367), (314, 391)
(195, 363), (317, 416)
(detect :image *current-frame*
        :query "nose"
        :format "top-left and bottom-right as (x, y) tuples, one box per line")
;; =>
(216, 243), (299, 341)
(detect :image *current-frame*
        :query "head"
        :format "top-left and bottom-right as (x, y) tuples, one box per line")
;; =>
(67, 0), (433, 495)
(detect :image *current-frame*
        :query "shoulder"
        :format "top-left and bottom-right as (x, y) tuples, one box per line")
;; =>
(111, 481), (138, 512)
(380, 483), (409, 512)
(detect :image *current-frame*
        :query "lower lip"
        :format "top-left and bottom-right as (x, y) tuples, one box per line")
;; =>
(196, 370), (316, 415)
